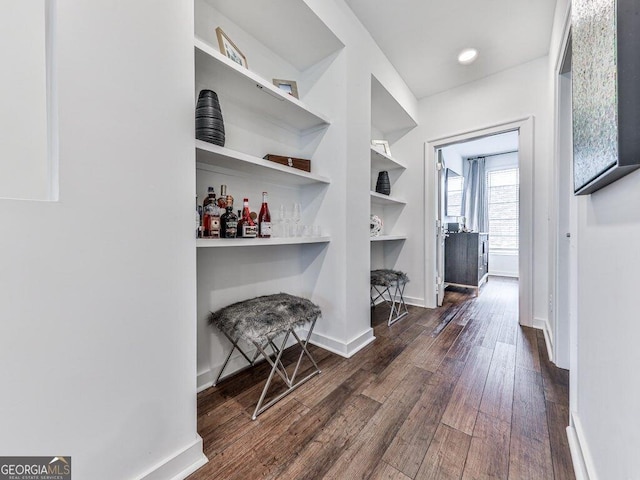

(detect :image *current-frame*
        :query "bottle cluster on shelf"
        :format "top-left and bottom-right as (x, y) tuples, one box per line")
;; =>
(196, 186), (322, 240)
(197, 185), (271, 239)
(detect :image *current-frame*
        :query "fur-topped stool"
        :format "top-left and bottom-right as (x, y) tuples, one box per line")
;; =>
(370, 269), (409, 326)
(209, 293), (322, 419)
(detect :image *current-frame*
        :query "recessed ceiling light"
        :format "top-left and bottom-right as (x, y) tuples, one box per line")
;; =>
(458, 48), (478, 65)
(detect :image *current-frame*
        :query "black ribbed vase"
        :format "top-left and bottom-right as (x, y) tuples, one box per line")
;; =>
(195, 90), (225, 147)
(375, 171), (391, 195)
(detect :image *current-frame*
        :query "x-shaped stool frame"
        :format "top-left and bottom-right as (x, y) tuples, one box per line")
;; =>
(214, 317), (321, 420)
(371, 280), (409, 326)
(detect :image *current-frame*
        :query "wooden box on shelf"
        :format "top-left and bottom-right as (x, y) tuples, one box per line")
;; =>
(263, 154), (311, 172)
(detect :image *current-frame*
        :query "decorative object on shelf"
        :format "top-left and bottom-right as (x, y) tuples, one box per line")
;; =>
(371, 139), (391, 156)
(195, 90), (225, 146)
(370, 214), (383, 237)
(272, 79), (299, 99)
(263, 154), (311, 172)
(572, 0), (640, 194)
(375, 170), (391, 195)
(215, 27), (248, 68)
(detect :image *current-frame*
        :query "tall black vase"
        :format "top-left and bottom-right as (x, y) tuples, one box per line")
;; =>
(375, 171), (391, 195)
(195, 90), (225, 147)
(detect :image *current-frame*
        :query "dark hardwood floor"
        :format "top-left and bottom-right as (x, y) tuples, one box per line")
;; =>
(189, 277), (574, 480)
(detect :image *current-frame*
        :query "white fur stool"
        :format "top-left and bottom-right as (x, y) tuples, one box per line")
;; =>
(209, 293), (322, 419)
(370, 269), (409, 326)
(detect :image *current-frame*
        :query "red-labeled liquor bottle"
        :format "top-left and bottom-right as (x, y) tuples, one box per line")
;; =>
(220, 195), (238, 238)
(238, 198), (258, 238)
(258, 192), (272, 238)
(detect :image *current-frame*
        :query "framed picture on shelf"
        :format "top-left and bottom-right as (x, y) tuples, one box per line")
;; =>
(215, 27), (248, 68)
(371, 139), (391, 156)
(272, 79), (299, 99)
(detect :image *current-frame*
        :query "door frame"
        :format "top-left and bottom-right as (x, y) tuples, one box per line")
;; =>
(549, 0), (575, 377)
(435, 149), (446, 307)
(425, 116), (534, 327)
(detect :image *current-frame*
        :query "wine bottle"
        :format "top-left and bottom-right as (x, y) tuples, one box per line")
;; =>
(238, 198), (258, 238)
(258, 191), (272, 238)
(220, 195), (238, 238)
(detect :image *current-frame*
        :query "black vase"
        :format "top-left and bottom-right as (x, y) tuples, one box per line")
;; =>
(195, 90), (225, 147)
(375, 171), (391, 195)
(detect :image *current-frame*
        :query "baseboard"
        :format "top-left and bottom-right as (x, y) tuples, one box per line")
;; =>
(403, 295), (426, 307)
(136, 436), (208, 480)
(302, 327), (376, 358)
(567, 411), (598, 480)
(533, 317), (554, 362)
(488, 271), (519, 278)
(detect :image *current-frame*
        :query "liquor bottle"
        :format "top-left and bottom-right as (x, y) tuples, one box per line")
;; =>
(203, 186), (222, 237)
(220, 195), (237, 238)
(238, 198), (258, 238)
(196, 196), (202, 238)
(217, 185), (228, 210)
(258, 192), (272, 238)
(203, 186), (216, 210)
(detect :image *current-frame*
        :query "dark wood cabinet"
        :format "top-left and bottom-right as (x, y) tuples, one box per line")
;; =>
(444, 232), (489, 295)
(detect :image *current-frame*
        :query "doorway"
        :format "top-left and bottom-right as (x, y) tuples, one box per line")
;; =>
(425, 117), (534, 326)
(436, 131), (520, 306)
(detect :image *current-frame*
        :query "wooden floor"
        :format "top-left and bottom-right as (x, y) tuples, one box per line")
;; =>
(189, 277), (574, 480)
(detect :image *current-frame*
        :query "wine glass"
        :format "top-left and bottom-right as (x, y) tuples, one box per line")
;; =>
(292, 202), (301, 237)
(278, 204), (287, 238)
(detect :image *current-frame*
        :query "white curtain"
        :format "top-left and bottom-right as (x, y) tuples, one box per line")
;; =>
(462, 157), (488, 233)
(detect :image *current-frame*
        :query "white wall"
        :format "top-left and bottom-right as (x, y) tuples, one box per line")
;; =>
(548, 0), (640, 477)
(391, 56), (552, 320)
(572, 172), (640, 479)
(0, 0), (51, 200)
(0, 2), (205, 479)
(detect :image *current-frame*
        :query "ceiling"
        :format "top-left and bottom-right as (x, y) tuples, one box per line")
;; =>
(443, 130), (519, 159)
(345, 0), (558, 99)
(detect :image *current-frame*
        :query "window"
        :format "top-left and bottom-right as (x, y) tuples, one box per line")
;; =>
(486, 168), (519, 252)
(445, 169), (463, 217)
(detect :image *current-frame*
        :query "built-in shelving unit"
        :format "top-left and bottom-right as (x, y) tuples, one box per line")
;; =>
(196, 141), (331, 185)
(370, 147), (406, 172)
(370, 191), (406, 206)
(197, 236), (331, 248)
(369, 74), (417, 303)
(195, 38), (330, 132)
(370, 234), (407, 242)
(194, 0), (342, 391)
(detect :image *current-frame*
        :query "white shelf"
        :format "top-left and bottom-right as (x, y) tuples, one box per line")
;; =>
(370, 191), (406, 206)
(205, 0), (343, 72)
(370, 234), (407, 242)
(197, 236), (331, 248)
(196, 141), (330, 185)
(371, 147), (406, 172)
(195, 38), (330, 132)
